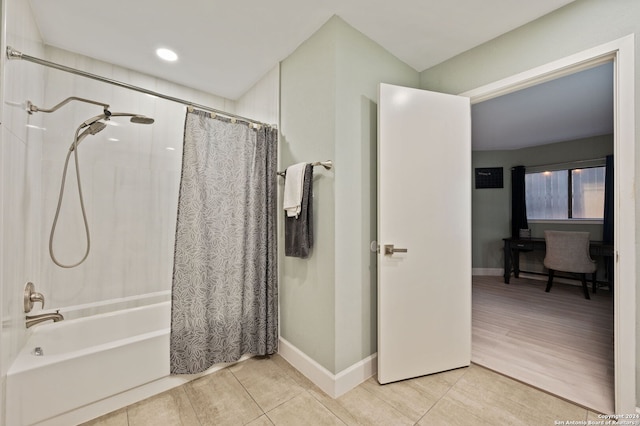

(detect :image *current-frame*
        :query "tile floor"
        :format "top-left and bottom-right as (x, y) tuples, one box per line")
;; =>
(83, 354), (604, 426)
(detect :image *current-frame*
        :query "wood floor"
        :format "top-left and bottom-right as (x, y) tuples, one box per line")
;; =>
(472, 275), (614, 414)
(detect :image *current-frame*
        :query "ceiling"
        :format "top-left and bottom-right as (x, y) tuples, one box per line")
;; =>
(28, 0), (575, 100)
(28, 0), (611, 151)
(472, 62), (614, 151)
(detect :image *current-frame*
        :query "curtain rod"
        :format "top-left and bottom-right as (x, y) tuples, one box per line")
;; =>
(6, 46), (274, 128)
(516, 157), (607, 171)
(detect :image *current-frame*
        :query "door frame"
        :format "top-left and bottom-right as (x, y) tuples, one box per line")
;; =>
(460, 34), (635, 414)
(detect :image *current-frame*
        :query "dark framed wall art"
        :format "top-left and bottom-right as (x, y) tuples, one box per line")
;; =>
(475, 167), (503, 189)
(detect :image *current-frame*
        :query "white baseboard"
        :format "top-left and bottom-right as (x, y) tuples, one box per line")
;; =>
(472, 268), (503, 276)
(277, 337), (377, 398)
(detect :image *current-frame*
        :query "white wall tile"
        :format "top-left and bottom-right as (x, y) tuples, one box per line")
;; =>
(235, 64), (279, 125)
(38, 47), (248, 309)
(2, 1), (46, 421)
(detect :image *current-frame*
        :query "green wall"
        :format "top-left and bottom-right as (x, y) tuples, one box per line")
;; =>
(280, 16), (419, 374)
(421, 0), (639, 407)
(280, 17), (338, 372)
(473, 135), (613, 271)
(281, 0), (638, 395)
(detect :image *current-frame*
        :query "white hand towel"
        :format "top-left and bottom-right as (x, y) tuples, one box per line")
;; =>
(283, 162), (307, 218)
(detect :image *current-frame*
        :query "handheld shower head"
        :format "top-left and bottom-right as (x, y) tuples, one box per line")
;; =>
(81, 112), (109, 127)
(88, 121), (107, 135)
(70, 121), (107, 151)
(130, 115), (154, 125)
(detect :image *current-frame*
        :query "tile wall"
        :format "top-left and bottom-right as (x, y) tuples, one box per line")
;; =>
(1, 0), (46, 422)
(38, 46), (235, 310)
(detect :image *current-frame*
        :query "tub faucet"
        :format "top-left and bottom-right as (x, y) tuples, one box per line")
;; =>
(25, 310), (64, 328)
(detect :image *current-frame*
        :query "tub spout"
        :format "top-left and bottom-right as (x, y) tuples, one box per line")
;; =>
(25, 310), (64, 328)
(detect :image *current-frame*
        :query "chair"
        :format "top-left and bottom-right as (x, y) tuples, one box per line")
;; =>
(543, 231), (596, 300)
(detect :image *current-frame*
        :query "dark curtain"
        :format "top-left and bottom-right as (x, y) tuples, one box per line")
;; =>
(603, 155), (614, 243)
(511, 166), (528, 238)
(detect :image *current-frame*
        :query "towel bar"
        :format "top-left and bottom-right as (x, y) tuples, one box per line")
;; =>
(277, 160), (332, 177)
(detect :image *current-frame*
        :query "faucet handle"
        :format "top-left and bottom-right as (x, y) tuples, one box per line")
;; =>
(24, 282), (45, 313)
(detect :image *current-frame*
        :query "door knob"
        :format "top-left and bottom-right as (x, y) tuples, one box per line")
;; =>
(384, 244), (408, 255)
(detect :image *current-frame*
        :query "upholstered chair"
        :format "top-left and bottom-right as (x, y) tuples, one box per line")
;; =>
(543, 230), (597, 300)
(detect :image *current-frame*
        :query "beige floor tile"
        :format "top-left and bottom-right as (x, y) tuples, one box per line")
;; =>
(247, 414), (275, 425)
(408, 366), (468, 400)
(587, 411), (613, 424)
(306, 388), (360, 425)
(446, 365), (587, 425)
(469, 365), (588, 419)
(418, 397), (496, 426)
(587, 411), (601, 421)
(229, 356), (305, 412)
(442, 383), (536, 425)
(82, 353), (598, 426)
(271, 354), (354, 423)
(271, 354), (321, 392)
(336, 385), (414, 426)
(360, 376), (439, 422)
(127, 387), (199, 426)
(185, 368), (263, 425)
(267, 392), (345, 425)
(80, 408), (128, 426)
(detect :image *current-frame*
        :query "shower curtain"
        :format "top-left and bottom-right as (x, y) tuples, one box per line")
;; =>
(170, 109), (278, 374)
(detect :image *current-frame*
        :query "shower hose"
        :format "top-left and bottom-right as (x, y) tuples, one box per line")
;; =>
(49, 125), (91, 268)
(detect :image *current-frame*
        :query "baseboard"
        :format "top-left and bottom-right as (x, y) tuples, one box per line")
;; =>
(472, 268), (503, 276)
(277, 337), (377, 398)
(518, 272), (588, 287)
(471, 268), (602, 289)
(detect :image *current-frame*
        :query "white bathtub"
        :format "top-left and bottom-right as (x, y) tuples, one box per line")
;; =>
(6, 302), (171, 426)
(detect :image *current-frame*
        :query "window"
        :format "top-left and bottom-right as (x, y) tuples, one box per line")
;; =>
(525, 166), (605, 220)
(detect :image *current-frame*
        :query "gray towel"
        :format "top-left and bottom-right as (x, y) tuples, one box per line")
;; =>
(285, 164), (313, 258)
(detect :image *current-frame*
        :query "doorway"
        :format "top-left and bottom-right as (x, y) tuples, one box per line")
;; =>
(461, 35), (635, 414)
(470, 62), (614, 413)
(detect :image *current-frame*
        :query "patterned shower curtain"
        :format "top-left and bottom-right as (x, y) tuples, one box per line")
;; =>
(170, 109), (278, 374)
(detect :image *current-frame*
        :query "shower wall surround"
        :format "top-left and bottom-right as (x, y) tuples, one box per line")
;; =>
(1, 0), (47, 421)
(39, 46), (235, 311)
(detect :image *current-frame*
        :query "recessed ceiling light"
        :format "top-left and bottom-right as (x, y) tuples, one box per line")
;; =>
(156, 48), (178, 62)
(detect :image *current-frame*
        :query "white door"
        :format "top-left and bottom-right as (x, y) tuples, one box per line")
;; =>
(377, 83), (471, 384)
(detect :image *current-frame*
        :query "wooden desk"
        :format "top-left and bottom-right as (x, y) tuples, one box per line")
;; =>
(502, 237), (614, 288)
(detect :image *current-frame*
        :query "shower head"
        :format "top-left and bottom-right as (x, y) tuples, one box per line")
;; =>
(69, 111), (155, 152)
(88, 121), (107, 135)
(109, 112), (155, 125)
(70, 121), (107, 152)
(130, 115), (154, 125)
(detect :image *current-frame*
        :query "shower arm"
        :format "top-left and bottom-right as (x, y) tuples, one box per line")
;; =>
(26, 96), (110, 115)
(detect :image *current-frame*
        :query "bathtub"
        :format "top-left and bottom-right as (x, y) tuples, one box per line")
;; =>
(6, 301), (171, 426)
